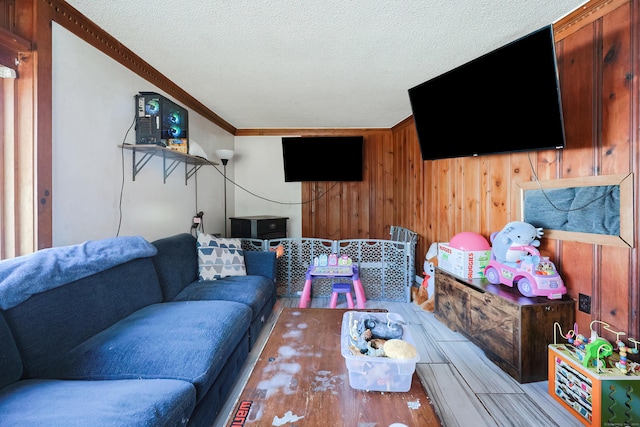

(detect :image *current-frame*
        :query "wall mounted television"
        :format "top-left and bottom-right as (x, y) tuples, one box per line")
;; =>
(408, 25), (565, 161)
(282, 136), (364, 182)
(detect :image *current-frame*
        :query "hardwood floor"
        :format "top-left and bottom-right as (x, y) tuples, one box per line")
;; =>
(212, 297), (583, 427)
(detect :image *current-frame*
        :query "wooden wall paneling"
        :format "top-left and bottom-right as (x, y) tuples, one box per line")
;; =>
(403, 129), (416, 235)
(345, 182), (359, 238)
(331, 182), (341, 239)
(508, 151), (534, 227)
(315, 183), (328, 238)
(393, 129), (405, 228)
(559, 23), (597, 162)
(322, 182), (334, 238)
(368, 134), (382, 238)
(453, 159), (463, 232)
(33, 0), (52, 251)
(600, 248), (632, 334)
(631, 0), (639, 340)
(533, 150), (561, 181)
(460, 156), (481, 234)
(554, 0), (630, 42)
(425, 157), (438, 256)
(480, 156), (491, 238)
(410, 121), (429, 267)
(601, 1), (633, 173)
(0, 80), (3, 255)
(301, 182), (312, 237)
(381, 132), (395, 238)
(300, 131), (392, 241)
(409, 129), (421, 234)
(426, 156), (437, 245)
(359, 137), (371, 239)
(597, 2), (634, 335)
(0, 0), (16, 32)
(410, 125), (429, 270)
(430, 158), (439, 243)
(555, 19), (599, 332)
(301, 183), (310, 236)
(486, 155), (510, 236)
(416, 141), (427, 269)
(423, 152), (435, 252)
(305, 182), (313, 237)
(563, 240), (597, 330)
(326, 182), (342, 240)
(434, 159), (453, 243)
(14, 51), (35, 254)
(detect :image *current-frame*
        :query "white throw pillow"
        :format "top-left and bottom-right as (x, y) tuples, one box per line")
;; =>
(196, 233), (246, 280)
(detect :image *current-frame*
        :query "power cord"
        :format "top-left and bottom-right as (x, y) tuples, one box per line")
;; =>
(200, 157), (339, 205)
(526, 152), (616, 212)
(116, 113), (137, 237)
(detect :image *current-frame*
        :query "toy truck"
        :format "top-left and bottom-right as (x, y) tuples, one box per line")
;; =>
(484, 245), (567, 300)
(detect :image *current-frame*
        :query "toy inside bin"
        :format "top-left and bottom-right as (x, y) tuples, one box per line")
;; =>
(340, 311), (420, 392)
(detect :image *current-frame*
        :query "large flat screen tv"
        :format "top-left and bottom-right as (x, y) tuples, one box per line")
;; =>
(282, 136), (364, 182)
(408, 25), (565, 161)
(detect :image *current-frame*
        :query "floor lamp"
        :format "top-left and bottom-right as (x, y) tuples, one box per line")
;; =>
(214, 149), (235, 237)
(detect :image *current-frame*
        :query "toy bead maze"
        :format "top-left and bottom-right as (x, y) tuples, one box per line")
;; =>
(548, 321), (640, 426)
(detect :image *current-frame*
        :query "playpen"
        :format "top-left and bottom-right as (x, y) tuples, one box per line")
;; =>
(240, 226), (417, 302)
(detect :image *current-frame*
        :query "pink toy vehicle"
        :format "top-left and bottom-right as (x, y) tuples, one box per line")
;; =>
(483, 244), (567, 300)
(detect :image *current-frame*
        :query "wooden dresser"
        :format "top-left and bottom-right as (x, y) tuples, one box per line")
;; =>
(434, 268), (575, 383)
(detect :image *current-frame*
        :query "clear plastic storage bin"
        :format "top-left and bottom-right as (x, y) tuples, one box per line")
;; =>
(340, 311), (420, 392)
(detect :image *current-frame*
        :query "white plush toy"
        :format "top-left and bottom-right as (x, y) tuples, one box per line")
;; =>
(412, 242), (437, 312)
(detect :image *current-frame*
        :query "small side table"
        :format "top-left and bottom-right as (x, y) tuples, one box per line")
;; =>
(299, 265), (366, 308)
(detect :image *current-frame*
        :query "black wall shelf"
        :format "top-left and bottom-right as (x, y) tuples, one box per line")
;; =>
(119, 144), (217, 185)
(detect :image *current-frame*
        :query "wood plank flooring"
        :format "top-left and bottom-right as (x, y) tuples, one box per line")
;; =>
(212, 297), (583, 427)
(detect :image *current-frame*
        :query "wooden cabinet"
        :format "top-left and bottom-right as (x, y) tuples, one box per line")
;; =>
(230, 216), (288, 240)
(435, 268), (575, 383)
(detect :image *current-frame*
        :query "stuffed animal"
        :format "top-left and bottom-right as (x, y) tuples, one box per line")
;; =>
(412, 242), (437, 312)
(490, 221), (543, 264)
(269, 244), (285, 258)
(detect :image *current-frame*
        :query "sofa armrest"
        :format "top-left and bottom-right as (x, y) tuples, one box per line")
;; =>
(244, 251), (277, 281)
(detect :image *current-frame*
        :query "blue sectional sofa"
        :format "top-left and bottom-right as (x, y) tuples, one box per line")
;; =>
(0, 233), (277, 426)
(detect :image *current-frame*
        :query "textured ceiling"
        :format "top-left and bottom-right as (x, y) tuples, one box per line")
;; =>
(64, 0), (587, 130)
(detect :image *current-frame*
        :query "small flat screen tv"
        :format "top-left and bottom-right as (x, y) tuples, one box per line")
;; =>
(282, 136), (364, 182)
(408, 25), (565, 161)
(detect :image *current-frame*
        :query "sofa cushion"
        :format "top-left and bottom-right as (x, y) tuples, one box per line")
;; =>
(0, 378), (195, 427)
(38, 300), (251, 404)
(3, 257), (163, 378)
(151, 233), (199, 301)
(197, 234), (246, 280)
(244, 250), (277, 280)
(0, 313), (22, 390)
(173, 275), (275, 321)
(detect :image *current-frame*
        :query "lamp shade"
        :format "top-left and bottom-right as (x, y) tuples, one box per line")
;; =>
(214, 149), (235, 162)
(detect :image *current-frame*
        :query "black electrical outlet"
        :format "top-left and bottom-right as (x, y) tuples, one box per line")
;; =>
(578, 293), (591, 314)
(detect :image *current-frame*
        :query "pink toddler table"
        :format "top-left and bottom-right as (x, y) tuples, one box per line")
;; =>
(298, 265), (366, 308)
